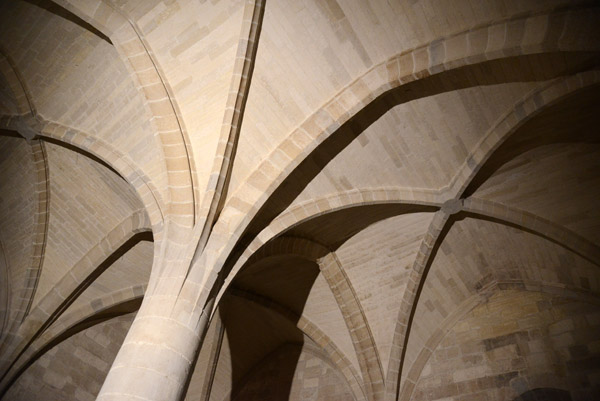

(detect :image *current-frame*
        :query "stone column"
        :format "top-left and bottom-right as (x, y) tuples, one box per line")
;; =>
(97, 284), (214, 401)
(98, 250), (213, 401)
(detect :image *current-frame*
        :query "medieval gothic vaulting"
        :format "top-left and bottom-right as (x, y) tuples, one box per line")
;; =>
(0, 0), (600, 400)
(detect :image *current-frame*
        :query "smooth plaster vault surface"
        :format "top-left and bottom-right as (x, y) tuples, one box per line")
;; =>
(0, 0), (599, 400)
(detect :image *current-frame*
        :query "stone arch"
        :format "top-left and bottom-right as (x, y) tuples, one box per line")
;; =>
(226, 184), (600, 401)
(384, 70), (600, 401)
(447, 71), (600, 199)
(0, 51), (33, 116)
(5, 141), (50, 333)
(219, 196), (440, 308)
(36, 120), (165, 232)
(244, 236), (330, 266)
(227, 194), (600, 400)
(0, 290), (143, 400)
(0, 136), (50, 346)
(216, 234), (368, 399)
(52, 0), (198, 227)
(319, 252), (385, 400)
(0, 211), (151, 392)
(227, 287), (367, 401)
(0, 57), (50, 335)
(211, 170), (600, 401)
(186, 6), (600, 320)
(205, 201), (439, 391)
(263, 188), (442, 244)
(213, 169), (600, 401)
(399, 282), (600, 401)
(0, 50), (167, 234)
(462, 197), (600, 266)
(230, 235), (385, 400)
(386, 201), (600, 400)
(383, 210), (451, 401)
(194, 0), (266, 249)
(236, 72), (600, 282)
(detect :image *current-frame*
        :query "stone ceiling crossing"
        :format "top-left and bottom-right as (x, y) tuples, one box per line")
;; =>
(0, 1), (599, 400)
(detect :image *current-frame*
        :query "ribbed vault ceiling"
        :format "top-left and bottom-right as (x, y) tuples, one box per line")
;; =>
(0, 1), (598, 400)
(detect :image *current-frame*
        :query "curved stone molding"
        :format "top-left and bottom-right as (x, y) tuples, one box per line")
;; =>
(0, 114), (165, 233)
(0, 288), (143, 398)
(0, 211), (151, 392)
(229, 287), (367, 401)
(0, 49), (166, 234)
(186, 7), (600, 324)
(218, 190), (441, 307)
(319, 252), (385, 401)
(54, 0), (198, 228)
(229, 235), (384, 401)
(384, 71), (600, 401)
(462, 197), (600, 266)
(385, 211), (451, 401)
(398, 281), (600, 401)
(18, 141), (49, 322)
(447, 71), (600, 198)
(193, 0), (266, 259)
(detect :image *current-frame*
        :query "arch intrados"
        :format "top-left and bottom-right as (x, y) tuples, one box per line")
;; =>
(23, 0), (112, 44)
(0, 295), (140, 399)
(0, 120), (165, 232)
(235, 253), (320, 283)
(41, 136), (124, 179)
(282, 203), (437, 251)
(198, 52), (600, 317)
(400, 284), (600, 401)
(462, 82), (600, 197)
(37, 128), (165, 231)
(231, 255), (320, 319)
(239, 254), (320, 274)
(236, 53), (598, 250)
(224, 288), (366, 401)
(458, 211), (600, 267)
(215, 202), (437, 308)
(0, 227), (152, 391)
(246, 203), (437, 270)
(244, 236), (331, 268)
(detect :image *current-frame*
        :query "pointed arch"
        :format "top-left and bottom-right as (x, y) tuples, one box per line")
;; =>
(228, 287), (367, 401)
(0, 289), (143, 399)
(18, 0), (196, 227)
(0, 211), (151, 393)
(184, 7), (600, 324)
(385, 70), (600, 401)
